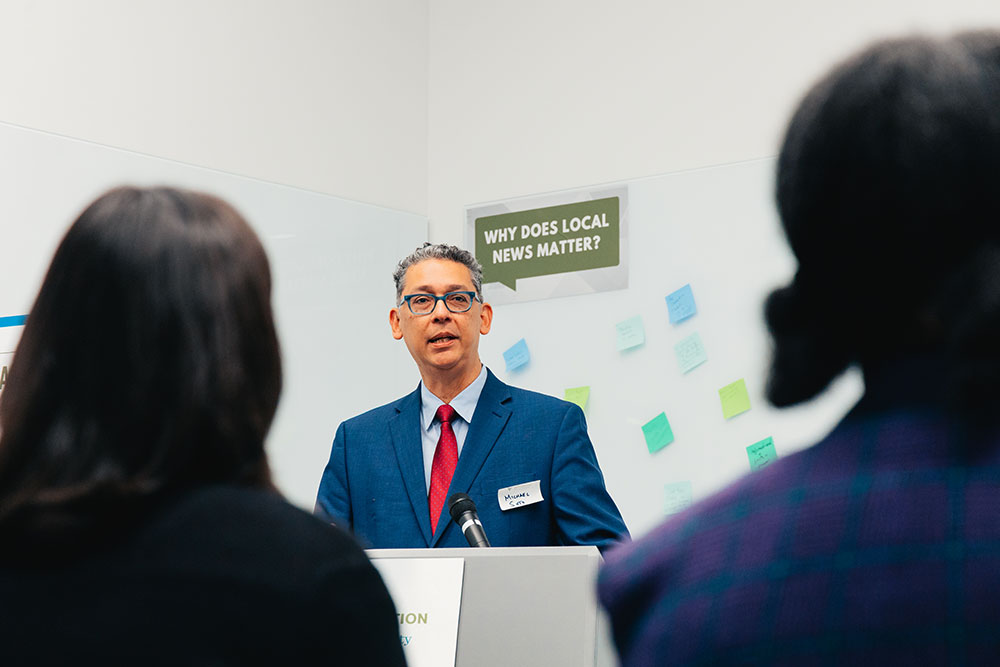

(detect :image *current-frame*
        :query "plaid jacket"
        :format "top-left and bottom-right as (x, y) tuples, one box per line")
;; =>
(599, 381), (1000, 665)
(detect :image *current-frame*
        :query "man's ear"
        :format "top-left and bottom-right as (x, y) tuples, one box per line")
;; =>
(479, 302), (493, 335)
(389, 308), (404, 340)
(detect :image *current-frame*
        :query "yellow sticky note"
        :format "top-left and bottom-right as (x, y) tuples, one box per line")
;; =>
(564, 386), (590, 412)
(719, 379), (751, 420)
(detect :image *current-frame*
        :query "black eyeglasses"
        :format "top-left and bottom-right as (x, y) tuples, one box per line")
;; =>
(399, 291), (481, 315)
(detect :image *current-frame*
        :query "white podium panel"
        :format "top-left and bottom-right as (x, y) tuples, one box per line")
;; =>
(368, 546), (616, 667)
(370, 557), (465, 667)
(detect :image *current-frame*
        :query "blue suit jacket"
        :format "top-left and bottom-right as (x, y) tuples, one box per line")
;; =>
(316, 369), (628, 550)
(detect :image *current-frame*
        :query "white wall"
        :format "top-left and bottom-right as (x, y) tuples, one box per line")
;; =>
(426, 0), (1000, 241)
(5, 1), (1000, 525)
(6, 1), (1000, 233)
(424, 1), (1000, 535)
(0, 0), (428, 216)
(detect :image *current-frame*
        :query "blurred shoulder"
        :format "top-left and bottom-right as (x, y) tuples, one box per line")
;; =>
(601, 441), (819, 598)
(139, 486), (371, 576)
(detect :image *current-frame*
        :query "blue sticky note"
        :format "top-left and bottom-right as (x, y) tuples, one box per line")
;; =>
(673, 332), (708, 374)
(615, 315), (645, 351)
(664, 481), (693, 515)
(503, 338), (530, 371)
(747, 436), (778, 471)
(666, 284), (697, 324)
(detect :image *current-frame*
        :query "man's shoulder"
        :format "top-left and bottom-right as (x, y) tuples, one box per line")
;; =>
(487, 373), (574, 414)
(340, 389), (418, 428)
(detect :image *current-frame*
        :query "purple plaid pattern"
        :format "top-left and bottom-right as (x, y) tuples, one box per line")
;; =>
(599, 406), (1000, 665)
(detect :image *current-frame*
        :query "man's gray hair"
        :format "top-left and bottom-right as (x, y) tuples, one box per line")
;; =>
(393, 243), (484, 303)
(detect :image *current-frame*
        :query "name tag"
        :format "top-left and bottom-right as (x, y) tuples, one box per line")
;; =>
(497, 480), (543, 511)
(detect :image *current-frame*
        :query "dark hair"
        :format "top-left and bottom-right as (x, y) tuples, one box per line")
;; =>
(0, 186), (281, 541)
(393, 243), (483, 302)
(765, 33), (1000, 409)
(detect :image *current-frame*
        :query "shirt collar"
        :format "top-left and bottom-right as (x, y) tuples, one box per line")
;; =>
(420, 365), (489, 429)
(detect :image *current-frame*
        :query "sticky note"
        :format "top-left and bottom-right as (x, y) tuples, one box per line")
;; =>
(674, 332), (708, 374)
(747, 436), (778, 471)
(616, 315), (645, 351)
(664, 481), (693, 515)
(503, 338), (530, 371)
(719, 378), (751, 419)
(564, 386), (590, 411)
(666, 284), (697, 324)
(642, 412), (674, 453)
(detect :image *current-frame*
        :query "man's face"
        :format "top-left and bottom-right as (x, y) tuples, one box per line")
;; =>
(389, 259), (493, 378)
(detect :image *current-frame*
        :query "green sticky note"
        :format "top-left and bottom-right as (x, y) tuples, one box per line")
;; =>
(642, 412), (674, 453)
(747, 436), (778, 471)
(674, 331), (708, 374)
(664, 481), (693, 515)
(615, 315), (645, 351)
(564, 386), (590, 411)
(719, 378), (751, 419)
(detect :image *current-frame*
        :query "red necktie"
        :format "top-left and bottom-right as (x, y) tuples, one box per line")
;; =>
(429, 404), (458, 535)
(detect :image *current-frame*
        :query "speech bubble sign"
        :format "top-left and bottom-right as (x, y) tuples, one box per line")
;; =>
(474, 197), (620, 290)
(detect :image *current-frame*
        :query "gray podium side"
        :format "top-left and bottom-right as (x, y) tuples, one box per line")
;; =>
(367, 546), (617, 667)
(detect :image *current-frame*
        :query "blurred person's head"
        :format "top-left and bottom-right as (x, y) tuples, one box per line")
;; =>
(0, 186), (281, 539)
(765, 32), (1000, 411)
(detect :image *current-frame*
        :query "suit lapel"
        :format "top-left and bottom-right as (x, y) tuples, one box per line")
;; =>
(389, 386), (433, 547)
(430, 369), (512, 547)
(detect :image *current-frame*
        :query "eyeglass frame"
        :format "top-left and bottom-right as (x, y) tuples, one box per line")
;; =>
(398, 291), (482, 316)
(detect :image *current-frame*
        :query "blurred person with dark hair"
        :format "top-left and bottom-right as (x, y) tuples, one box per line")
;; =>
(600, 32), (1000, 665)
(0, 186), (405, 666)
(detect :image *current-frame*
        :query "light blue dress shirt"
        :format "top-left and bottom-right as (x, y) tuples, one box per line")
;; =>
(419, 364), (488, 492)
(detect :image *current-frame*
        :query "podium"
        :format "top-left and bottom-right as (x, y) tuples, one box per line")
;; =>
(368, 546), (617, 667)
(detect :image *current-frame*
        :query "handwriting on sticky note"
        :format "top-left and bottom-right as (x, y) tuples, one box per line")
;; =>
(664, 481), (693, 515)
(719, 378), (751, 420)
(616, 315), (645, 351)
(564, 386), (590, 411)
(666, 284), (697, 324)
(747, 436), (777, 471)
(503, 338), (530, 371)
(642, 412), (674, 453)
(674, 332), (707, 374)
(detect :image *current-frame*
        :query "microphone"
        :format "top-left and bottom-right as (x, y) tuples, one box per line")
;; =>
(448, 493), (491, 547)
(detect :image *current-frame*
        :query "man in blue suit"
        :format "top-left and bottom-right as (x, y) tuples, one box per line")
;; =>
(316, 243), (627, 550)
